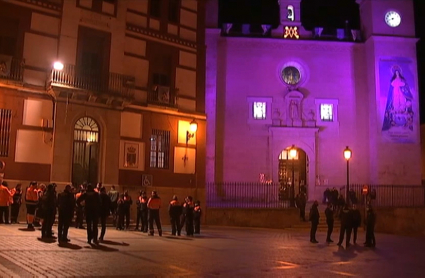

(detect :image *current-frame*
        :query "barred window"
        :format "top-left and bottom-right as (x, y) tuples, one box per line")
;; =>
(150, 129), (170, 169)
(0, 109), (12, 157)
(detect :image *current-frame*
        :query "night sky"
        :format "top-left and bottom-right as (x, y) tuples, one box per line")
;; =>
(218, 0), (425, 123)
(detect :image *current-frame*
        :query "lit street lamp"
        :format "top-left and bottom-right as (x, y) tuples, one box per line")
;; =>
(289, 145), (297, 207)
(343, 146), (352, 205)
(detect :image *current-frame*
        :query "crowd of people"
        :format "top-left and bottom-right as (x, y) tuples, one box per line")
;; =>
(0, 181), (202, 244)
(309, 198), (376, 248)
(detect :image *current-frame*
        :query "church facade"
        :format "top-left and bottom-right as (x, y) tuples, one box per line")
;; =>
(205, 0), (421, 201)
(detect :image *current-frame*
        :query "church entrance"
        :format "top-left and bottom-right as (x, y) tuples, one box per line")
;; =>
(278, 146), (308, 202)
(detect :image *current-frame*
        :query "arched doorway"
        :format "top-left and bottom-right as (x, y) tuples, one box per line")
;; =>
(278, 146), (308, 202)
(72, 117), (100, 186)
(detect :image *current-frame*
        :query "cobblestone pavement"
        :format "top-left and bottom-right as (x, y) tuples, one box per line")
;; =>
(0, 223), (424, 277)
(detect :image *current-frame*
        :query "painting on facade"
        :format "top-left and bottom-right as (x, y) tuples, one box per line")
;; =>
(379, 58), (417, 143)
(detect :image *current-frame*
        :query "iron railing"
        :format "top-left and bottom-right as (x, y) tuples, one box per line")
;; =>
(206, 182), (295, 209)
(0, 57), (24, 82)
(51, 64), (135, 99)
(340, 184), (425, 207)
(147, 87), (177, 108)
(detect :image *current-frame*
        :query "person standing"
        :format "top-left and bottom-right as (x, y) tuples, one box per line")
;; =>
(309, 200), (319, 243)
(352, 205), (362, 244)
(40, 184), (57, 239)
(135, 190), (143, 231)
(99, 187), (111, 241)
(325, 202), (334, 243)
(25, 181), (39, 230)
(123, 191), (132, 230)
(0, 181), (14, 224)
(193, 200), (202, 234)
(75, 185), (85, 229)
(147, 191), (162, 236)
(10, 183), (22, 224)
(77, 184), (100, 244)
(57, 185), (75, 243)
(168, 195), (182, 236)
(337, 204), (352, 248)
(364, 206), (376, 247)
(136, 191), (148, 232)
(108, 185), (119, 227)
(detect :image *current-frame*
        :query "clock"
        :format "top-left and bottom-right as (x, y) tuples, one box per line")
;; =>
(385, 11), (401, 27)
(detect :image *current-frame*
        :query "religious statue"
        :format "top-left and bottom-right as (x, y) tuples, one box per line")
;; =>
(289, 100), (299, 120)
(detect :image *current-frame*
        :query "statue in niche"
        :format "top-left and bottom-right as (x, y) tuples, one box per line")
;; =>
(289, 100), (299, 120)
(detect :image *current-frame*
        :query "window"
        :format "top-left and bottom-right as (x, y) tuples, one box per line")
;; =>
(153, 73), (169, 86)
(150, 129), (170, 169)
(149, 0), (162, 18)
(320, 104), (333, 122)
(253, 102), (266, 120)
(315, 99), (338, 125)
(168, 0), (180, 23)
(247, 97), (272, 125)
(0, 109), (12, 157)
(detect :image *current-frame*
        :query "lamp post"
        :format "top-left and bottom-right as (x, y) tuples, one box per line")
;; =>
(289, 145), (297, 207)
(343, 146), (352, 205)
(186, 119), (198, 145)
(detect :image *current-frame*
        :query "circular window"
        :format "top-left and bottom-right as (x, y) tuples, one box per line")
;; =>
(281, 66), (301, 85)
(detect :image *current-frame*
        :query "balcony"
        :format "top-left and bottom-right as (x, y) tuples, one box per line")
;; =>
(147, 86), (177, 108)
(51, 64), (135, 99)
(0, 57), (25, 82)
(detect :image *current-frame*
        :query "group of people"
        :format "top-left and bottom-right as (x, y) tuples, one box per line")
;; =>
(1, 180), (203, 244)
(309, 199), (376, 248)
(0, 181), (23, 224)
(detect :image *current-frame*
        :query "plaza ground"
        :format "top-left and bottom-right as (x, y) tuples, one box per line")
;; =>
(0, 224), (424, 277)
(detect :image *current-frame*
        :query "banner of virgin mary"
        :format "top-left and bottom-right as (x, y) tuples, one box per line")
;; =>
(379, 58), (417, 143)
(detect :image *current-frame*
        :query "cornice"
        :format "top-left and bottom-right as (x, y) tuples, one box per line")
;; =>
(126, 23), (197, 50)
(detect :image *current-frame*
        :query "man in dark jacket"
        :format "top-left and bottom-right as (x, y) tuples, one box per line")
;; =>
(193, 200), (202, 234)
(40, 184), (57, 239)
(352, 205), (362, 244)
(99, 187), (111, 241)
(57, 185), (75, 243)
(139, 191), (149, 233)
(123, 191), (132, 230)
(309, 200), (319, 243)
(168, 195), (182, 236)
(337, 204), (353, 248)
(364, 206), (376, 247)
(77, 184), (100, 244)
(325, 202), (334, 243)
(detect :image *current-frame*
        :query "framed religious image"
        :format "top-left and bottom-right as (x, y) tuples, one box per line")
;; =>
(281, 66), (301, 85)
(124, 142), (138, 168)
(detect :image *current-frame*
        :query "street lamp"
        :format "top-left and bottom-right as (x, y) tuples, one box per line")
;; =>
(343, 146), (352, 205)
(186, 119), (198, 144)
(289, 145), (297, 207)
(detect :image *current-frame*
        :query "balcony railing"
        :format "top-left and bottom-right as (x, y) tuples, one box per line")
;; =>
(0, 57), (25, 82)
(51, 64), (135, 99)
(147, 86), (177, 108)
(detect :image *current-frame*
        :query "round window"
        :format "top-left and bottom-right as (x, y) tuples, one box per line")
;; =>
(281, 66), (301, 85)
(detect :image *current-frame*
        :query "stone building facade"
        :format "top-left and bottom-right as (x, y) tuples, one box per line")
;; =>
(206, 0), (421, 201)
(0, 0), (206, 204)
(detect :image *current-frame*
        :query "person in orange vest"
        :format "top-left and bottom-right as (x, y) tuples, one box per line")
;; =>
(193, 200), (202, 234)
(0, 181), (14, 224)
(168, 195), (182, 236)
(25, 181), (39, 230)
(147, 190), (162, 236)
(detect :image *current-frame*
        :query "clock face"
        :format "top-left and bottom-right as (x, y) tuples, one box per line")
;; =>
(385, 11), (401, 27)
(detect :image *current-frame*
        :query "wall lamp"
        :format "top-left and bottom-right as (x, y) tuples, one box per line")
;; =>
(53, 61), (64, 71)
(186, 119), (198, 144)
